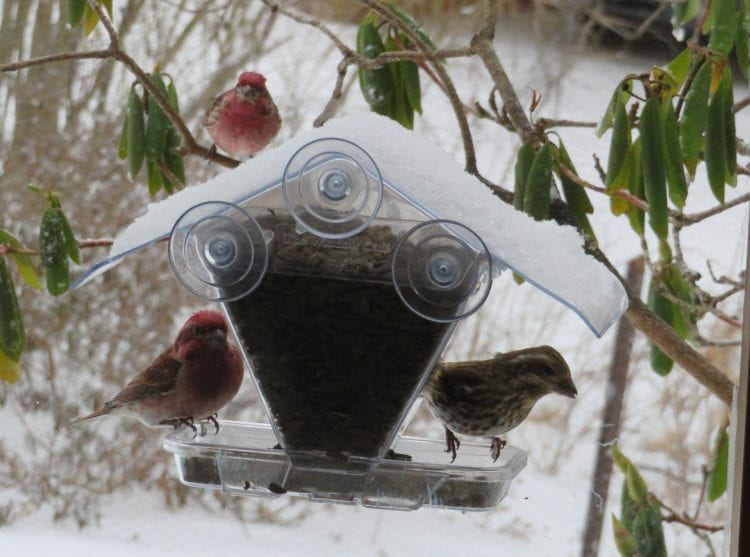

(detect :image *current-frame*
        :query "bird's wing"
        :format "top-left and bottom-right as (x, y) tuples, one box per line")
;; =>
(106, 349), (183, 408)
(203, 90), (229, 127)
(435, 363), (487, 403)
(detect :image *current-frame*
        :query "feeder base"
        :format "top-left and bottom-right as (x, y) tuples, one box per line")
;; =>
(163, 421), (527, 511)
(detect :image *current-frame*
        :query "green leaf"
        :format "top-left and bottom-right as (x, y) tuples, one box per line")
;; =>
(357, 16), (395, 116)
(0, 257), (25, 362)
(127, 87), (146, 179)
(40, 208), (70, 296)
(680, 59), (711, 179)
(647, 278), (674, 375)
(0, 229), (43, 290)
(557, 142), (596, 242)
(58, 209), (81, 264)
(523, 143), (553, 220)
(639, 97), (669, 239)
(705, 70), (729, 202)
(665, 48), (692, 88)
(611, 446), (649, 504)
(607, 93), (630, 189)
(401, 59), (422, 114)
(67, 0), (86, 27)
(384, 36), (412, 129)
(665, 265), (694, 338)
(0, 347), (21, 384)
(661, 99), (688, 207)
(387, 2), (439, 53)
(513, 142), (535, 211)
(611, 514), (640, 557)
(707, 425), (729, 501)
(673, 0), (700, 27)
(737, 18), (750, 79)
(708, 0), (737, 56)
(167, 79), (180, 112)
(625, 138), (645, 236)
(723, 71), (737, 187)
(597, 81), (631, 137)
(147, 159), (163, 195)
(631, 499), (667, 557)
(82, 4), (99, 36)
(145, 74), (169, 161)
(117, 111), (129, 160)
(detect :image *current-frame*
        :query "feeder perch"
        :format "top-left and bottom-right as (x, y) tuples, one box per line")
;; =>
(76, 114), (627, 511)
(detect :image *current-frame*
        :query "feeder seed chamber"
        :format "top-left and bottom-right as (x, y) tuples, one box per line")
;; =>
(76, 114), (628, 512)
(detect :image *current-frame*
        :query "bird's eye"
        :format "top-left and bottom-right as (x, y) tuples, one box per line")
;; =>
(193, 326), (204, 335)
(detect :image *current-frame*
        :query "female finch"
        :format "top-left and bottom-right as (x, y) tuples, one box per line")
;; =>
(204, 71), (281, 158)
(425, 345), (577, 463)
(68, 310), (243, 433)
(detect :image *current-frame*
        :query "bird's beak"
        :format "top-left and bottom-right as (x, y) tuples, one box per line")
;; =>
(208, 329), (227, 342)
(566, 383), (578, 399)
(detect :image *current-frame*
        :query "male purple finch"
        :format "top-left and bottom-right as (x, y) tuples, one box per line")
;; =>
(425, 345), (577, 463)
(204, 71), (281, 158)
(68, 310), (243, 432)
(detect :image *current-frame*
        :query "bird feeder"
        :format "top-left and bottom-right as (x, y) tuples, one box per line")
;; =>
(76, 114), (627, 511)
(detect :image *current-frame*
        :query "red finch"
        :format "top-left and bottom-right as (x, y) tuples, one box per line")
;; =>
(68, 310), (243, 433)
(424, 345), (577, 463)
(204, 71), (281, 158)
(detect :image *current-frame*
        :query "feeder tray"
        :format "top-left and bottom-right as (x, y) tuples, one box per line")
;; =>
(75, 114), (628, 512)
(164, 421), (527, 511)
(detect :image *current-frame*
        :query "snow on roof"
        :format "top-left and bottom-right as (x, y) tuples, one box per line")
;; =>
(75, 113), (627, 336)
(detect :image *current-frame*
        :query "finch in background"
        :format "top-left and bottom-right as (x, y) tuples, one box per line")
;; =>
(68, 310), (243, 433)
(204, 71), (281, 158)
(424, 345), (577, 463)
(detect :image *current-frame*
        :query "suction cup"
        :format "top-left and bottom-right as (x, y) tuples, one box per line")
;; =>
(282, 138), (384, 239)
(392, 220), (492, 322)
(169, 201), (268, 301)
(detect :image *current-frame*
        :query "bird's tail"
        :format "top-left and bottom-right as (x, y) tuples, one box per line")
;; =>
(65, 406), (112, 427)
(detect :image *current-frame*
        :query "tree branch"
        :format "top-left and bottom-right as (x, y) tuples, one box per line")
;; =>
(470, 0), (534, 141)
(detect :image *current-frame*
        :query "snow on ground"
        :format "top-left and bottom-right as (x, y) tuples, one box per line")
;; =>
(2, 7), (748, 557)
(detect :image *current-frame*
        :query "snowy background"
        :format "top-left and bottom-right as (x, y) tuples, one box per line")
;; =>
(0, 2), (746, 556)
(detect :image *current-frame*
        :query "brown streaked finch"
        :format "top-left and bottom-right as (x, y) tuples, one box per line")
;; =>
(424, 345), (577, 463)
(67, 310), (243, 433)
(204, 71), (281, 158)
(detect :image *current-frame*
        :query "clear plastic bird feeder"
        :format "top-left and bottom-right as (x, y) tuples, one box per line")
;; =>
(76, 114), (628, 511)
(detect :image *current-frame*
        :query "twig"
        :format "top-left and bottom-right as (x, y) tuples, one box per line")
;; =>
(470, 0), (535, 141)
(677, 192), (750, 225)
(536, 118), (597, 129)
(733, 95), (750, 114)
(558, 165), (648, 210)
(659, 501), (724, 532)
(313, 57), (350, 128)
(0, 238), (113, 257)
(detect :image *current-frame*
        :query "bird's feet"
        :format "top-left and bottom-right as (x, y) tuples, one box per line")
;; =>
(490, 436), (507, 462)
(205, 413), (219, 434)
(207, 143), (217, 163)
(444, 428), (461, 463)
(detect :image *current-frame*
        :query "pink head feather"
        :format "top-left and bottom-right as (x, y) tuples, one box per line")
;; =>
(236, 72), (266, 88)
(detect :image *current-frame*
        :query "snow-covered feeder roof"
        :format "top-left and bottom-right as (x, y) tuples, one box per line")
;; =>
(75, 113), (627, 336)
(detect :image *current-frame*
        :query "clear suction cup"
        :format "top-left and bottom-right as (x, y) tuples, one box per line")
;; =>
(282, 138), (384, 239)
(392, 220), (492, 322)
(169, 201), (268, 301)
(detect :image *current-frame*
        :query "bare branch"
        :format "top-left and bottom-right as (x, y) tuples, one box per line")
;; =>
(0, 49), (113, 72)
(733, 94), (750, 114)
(536, 118), (597, 129)
(470, 0), (534, 141)
(313, 57), (350, 128)
(677, 192), (750, 225)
